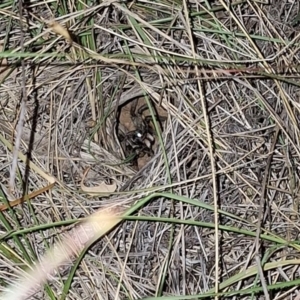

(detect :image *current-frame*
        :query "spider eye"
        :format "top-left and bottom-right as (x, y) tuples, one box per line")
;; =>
(136, 131), (143, 138)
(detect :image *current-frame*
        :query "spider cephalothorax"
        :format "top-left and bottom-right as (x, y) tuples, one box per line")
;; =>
(117, 100), (163, 162)
(124, 127), (155, 157)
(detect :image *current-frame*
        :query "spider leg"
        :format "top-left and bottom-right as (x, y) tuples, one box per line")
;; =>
(117, 124), (127, 141)
(138, 103), (167, 123)
(143, 138), (154, 155)
(144, 115), (167, 133)
(144, 114), (167, 123)
(145, 132), (155, 143)
(137, 103), (149, 115)
(130, 99), (139, 117)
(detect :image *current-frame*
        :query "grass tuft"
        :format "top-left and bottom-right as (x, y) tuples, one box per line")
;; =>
(1, 0), (300, 299)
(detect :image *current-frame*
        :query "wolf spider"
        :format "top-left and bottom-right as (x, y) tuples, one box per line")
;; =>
(118, 100), (164, 161)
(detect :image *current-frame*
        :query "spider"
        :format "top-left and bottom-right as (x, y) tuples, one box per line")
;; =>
(118, 100), (164, 162)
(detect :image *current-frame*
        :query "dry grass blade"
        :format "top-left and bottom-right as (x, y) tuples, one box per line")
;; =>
(47, 20), (73, 44)
(1, 206), (122, 300)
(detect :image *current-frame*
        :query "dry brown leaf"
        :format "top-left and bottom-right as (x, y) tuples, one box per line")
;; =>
(80, 167), (117, 195)
(81, 181), (117, 194)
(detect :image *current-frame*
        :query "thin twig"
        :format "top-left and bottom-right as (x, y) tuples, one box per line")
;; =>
(254, 126), (280, 300)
